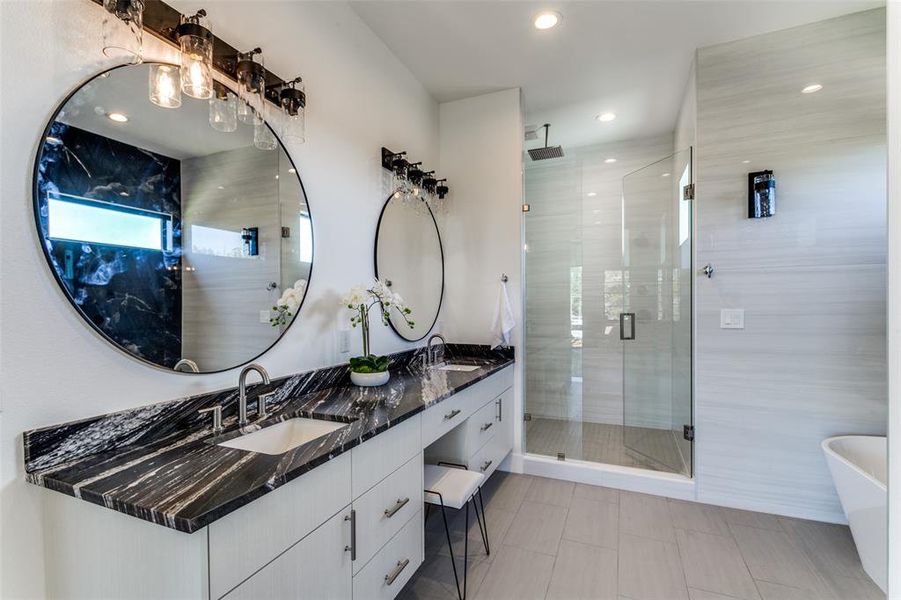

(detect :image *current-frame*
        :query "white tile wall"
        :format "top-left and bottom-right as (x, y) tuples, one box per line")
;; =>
(694, 8), (887, 522)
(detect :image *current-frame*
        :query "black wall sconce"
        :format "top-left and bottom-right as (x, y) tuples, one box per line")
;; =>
(748, 170), (775, 218)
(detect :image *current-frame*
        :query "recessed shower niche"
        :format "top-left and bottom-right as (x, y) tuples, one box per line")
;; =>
(33, 63), (313, 373)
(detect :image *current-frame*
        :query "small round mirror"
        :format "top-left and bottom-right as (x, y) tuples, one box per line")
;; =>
(33, 63), (313, 373)
(375, 195), (444, 341)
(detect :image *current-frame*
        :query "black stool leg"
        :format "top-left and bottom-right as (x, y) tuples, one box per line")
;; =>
(463, 499), (470, 600)
(438, 500), (463, 600)
(473, 487), (490, 556)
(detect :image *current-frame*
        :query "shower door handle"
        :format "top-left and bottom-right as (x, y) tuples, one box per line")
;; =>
(620, 313), (636, 340)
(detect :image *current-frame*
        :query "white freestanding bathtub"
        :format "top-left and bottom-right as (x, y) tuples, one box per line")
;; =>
(821, 435), (886, 593)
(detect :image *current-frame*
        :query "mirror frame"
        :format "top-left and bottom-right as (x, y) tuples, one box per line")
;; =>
(31, 62), (314, 374)
(374, 195), (445, 342)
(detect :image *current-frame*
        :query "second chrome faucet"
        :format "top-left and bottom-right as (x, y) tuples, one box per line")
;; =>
(238, 363), (272, 427)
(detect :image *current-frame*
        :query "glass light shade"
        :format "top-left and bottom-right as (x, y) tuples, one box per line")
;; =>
(254, 120), (277, 151)
(148, 64), (181, 109)
(283, 113), (305, 145)
(179, 37), (213, 99)
(176, 13), (213, 99)
(238, 100), (256, 125)
(209, 91), (237, 132)
(237, 53), (266, 97)
(102, 0), (144, 63)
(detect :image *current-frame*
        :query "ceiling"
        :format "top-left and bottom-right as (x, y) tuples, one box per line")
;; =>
(350, 0), (883, 149)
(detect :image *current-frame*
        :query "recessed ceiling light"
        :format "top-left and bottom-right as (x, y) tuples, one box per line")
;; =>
(742, 160), (751, 164)
(801, 84), (823, 94)
(587, 192), (597, 197)
(107, 112), (128, 123)
(661, 173), (671, 177)
(596, 112), (616, 123)
(594, 221), (602, 225)
(533, 11), (561, 30)
(604, 158), (617, 164)
(288, 168), (296, 174)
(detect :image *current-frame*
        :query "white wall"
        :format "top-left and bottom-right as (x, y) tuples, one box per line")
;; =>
(694, 9), (887, 522)
(886, 2), (900, 595)
(0, 1), (438, 597)
(438, 88), (524, 458)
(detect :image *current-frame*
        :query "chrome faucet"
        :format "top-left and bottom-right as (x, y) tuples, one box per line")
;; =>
(238, 363), (271, 427)
(427, 333), (447, 366)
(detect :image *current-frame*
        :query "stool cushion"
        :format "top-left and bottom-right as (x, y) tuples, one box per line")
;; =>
(423, 464), (485, 510)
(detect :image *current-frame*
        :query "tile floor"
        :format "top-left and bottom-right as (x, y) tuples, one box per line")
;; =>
(525, 417), (688, 475)
(398, 473), (884, 600)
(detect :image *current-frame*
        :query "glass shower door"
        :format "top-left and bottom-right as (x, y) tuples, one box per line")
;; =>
(621, 148), (693, 476)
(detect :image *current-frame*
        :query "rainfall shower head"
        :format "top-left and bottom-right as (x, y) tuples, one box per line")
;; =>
(528, 124), (564, 161)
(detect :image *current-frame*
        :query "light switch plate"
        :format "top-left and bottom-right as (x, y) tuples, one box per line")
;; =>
(720, 308), (744, 329)
(259, 310), (271, 324)
(337, 330), (351, 354)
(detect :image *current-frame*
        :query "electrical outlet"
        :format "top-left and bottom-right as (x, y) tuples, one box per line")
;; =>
(259, 310), (271, 324)
(720, 308), (744, 329)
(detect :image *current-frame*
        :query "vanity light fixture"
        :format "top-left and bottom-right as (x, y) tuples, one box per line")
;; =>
(279, 77), (306, 145)
(101, 0), (144, 63)
(209, 81), (237, 132)
(176, 10), (214, 100)
(107, 112), (129, 123)
(149, 63), (182, 108)
(801, 83), (823, 94)
(237, 48), (266, 98)
(533, 11), (561, 30)
(596, 112), (616, 122)
(380, 147), (449, 209)
(436, 179), (449, 200)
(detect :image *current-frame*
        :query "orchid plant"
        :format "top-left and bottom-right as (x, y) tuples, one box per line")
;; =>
(270, 279), (308, 327)
(342, 279), (414, 373)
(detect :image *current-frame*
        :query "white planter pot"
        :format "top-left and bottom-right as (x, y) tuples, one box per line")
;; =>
(350, 370), (390, 387)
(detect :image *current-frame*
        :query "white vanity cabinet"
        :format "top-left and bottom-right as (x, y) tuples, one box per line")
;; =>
(41, 365), (513, 600)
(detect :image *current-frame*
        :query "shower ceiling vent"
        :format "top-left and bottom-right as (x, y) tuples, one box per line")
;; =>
(528, 123), (564, 161)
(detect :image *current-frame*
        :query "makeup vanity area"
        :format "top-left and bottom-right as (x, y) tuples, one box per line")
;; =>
(22, 5), (514, 598)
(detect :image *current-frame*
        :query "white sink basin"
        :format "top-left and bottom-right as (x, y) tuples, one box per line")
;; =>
(217, 418), (347, 455)
(435, 364), (481, 372)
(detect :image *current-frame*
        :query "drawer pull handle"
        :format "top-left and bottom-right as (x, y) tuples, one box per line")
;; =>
(444, 409), (462, 420)
(385, 558), (410, 586)
(344, 510), (356, 561)
(480, 460), (493, 472)
(384, 497), (410, 518)
(480, 422), (494, 432)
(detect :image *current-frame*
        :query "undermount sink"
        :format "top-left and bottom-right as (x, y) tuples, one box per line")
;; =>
(434, 364), (481, 372)
(217, 418), (347, 455)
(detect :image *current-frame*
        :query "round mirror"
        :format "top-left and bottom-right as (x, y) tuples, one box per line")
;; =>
(375, 195), (444, 341)
(33, 63), (313, 373)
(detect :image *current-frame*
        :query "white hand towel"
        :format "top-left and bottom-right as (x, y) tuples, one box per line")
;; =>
(490, 282), (515, 349)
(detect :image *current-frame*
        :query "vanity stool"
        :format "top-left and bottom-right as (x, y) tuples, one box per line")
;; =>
(423, 463), (490, 600)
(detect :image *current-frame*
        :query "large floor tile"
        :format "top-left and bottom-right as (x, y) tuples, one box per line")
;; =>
(618, 533), (689, 600)
(546, 540), (618, 600)
(755, 580), (824, 600)
(721, 507), (784, 531)
(777, 517), (867, 581)
(689, 589), (747, 600)
(668, 499), (731, 536)
(620, 491), (676, 543)
(502, 500), (567, 555)
(574, 482), (620, 505)
(818, 574), (885, 600)
(524, 476), (575, 507)
(729, 525), (823, 592)
(675, 529), (760, 600)
(564, 496), (619, 549)
(472, 545), (555, 600)
(481, 473), (533, 512)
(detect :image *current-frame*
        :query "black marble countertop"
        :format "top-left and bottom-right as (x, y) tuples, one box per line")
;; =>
(23, 345), (514, 533)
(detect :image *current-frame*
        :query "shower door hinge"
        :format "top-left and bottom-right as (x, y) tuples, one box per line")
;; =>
(524, 412), (532, 422)
(683, 425), (695, 442)
(683, 183), (695, 200)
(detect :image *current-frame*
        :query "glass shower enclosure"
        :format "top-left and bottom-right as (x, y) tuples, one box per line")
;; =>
(524, 146), (693, 477)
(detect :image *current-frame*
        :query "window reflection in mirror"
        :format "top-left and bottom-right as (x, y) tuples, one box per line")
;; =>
(34, 63), (312, 373)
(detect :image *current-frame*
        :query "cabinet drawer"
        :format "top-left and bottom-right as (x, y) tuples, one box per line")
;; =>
(468, 432), (511, 480)
(352, 414), (421, 498)
(464, 398), (500, 452)
(353, 509), (423, 600)
(223, 508), (352, 600)
(353, 453), (423, 573)
(209, 452), (351, 599)
(421, 368), (512, 448)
